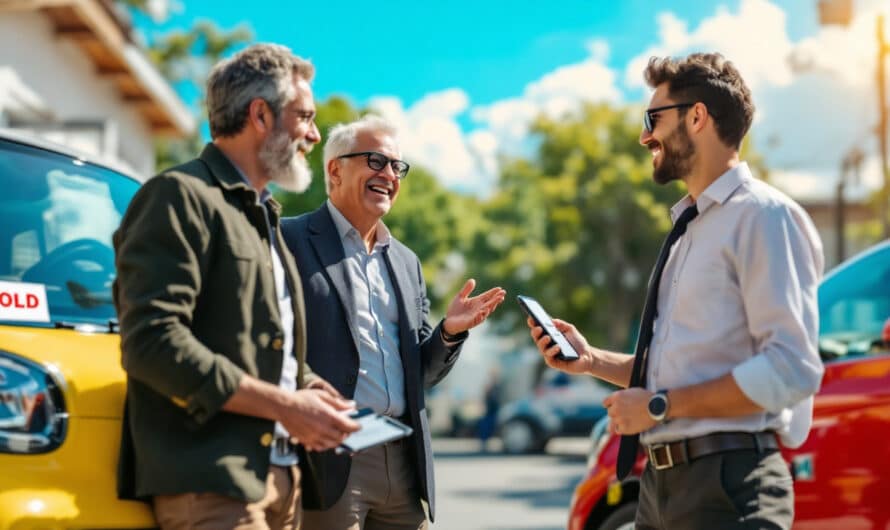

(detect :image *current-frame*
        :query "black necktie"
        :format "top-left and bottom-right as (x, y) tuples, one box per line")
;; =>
(616, 204), (699, 479)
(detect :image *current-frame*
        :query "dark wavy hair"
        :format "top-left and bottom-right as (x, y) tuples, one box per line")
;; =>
(644, 53), (754, 149)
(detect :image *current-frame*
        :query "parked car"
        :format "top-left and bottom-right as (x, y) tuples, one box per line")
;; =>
(497, 370), (611, 454)
(568, 240), (890, 530)
(0, 130), (154, 528)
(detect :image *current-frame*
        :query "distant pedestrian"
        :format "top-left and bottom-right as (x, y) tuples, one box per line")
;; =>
(528, 52), (824, 529)
(477, 368), (502, 451)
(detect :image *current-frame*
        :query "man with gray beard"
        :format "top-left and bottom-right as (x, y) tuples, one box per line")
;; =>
(113, 43), (359, 530)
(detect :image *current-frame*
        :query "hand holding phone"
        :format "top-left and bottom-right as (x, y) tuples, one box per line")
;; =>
(517, 295), (580, 361)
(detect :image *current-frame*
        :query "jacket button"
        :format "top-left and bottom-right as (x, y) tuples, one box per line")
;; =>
(260, 432), (273, 447)
(271, 337), (284, 351)
(346, 374), (356, 385)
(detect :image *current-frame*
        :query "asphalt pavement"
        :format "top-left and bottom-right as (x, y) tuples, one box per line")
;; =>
(430, 437), (589, 530)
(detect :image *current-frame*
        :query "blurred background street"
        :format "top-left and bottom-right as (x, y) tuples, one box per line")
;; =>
(432, 437), (589, 530)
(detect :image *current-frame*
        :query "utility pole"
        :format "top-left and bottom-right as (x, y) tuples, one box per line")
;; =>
(819, 1), (890, 238)
(878, 14), (890, 238)
(837, 148), (864, 264)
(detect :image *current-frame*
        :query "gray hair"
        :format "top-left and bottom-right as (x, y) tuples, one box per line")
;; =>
(323, 115), (399, 194)
(206, 43), (315, 138)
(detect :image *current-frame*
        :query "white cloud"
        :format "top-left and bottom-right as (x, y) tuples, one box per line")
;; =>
(622, 0), (885, 201)
(369, 89), (496, 193)
(366, 0), (887, 202)
(369, 41), (622, 196)
(471, 40), (622, 163)
(624, 0), (793, 91)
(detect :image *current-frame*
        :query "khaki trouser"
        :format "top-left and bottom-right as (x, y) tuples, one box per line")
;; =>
(153, 465), (301, 530)
(302, 442), (427, 530)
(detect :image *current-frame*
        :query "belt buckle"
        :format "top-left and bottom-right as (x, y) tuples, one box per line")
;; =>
(274, 438), (294, 458)
(648, 443), (674, 470)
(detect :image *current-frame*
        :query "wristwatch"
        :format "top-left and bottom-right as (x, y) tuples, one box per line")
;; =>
(647, 390), (670, 423)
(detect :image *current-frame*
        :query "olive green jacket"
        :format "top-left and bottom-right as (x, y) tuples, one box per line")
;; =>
(113, 143), (316, 502)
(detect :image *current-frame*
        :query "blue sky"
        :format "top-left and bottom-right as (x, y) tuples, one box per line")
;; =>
(136, 0), (886, 200)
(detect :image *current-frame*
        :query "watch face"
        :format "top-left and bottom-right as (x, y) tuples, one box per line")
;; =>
(648, 394), (667, 416)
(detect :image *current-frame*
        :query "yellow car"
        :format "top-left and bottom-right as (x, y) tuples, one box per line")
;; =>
(0, 130), (155, 529)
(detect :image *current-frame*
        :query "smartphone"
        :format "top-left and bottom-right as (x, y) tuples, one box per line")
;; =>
(517, 295), (580, 361)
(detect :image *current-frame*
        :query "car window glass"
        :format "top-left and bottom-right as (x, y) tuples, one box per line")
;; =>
(0, 139), (140, 327)
(818, 243), (890, 360)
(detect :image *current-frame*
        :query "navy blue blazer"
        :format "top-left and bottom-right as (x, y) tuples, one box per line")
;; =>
(280, 204), (462, 521)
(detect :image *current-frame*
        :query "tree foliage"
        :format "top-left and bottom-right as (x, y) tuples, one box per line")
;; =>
(469, 104), (684, 350)
(120, 1), (252, 168)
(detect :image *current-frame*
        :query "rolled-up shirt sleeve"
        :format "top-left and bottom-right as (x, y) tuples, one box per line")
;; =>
(732, 203), (824, 413)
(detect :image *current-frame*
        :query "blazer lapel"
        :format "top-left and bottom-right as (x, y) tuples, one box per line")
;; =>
(383, 246), (418, 350)
(308, 207), (362, 357)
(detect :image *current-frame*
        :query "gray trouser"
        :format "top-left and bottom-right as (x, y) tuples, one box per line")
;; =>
(635, 449), (793, 530)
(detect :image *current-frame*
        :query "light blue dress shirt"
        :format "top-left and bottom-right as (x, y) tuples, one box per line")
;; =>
(326, 200), (406, 417)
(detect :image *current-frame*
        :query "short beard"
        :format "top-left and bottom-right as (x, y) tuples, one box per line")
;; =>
(258, 123), (313, 193)
(653, 121), (695, 185)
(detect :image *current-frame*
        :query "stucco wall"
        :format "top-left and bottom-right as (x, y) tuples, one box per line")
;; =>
(0, 10), (156, 177)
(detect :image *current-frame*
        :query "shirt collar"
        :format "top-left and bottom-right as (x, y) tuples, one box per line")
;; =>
(220, 152), (272, 204)
(670, 161), (750, 221)
(325, 200), (392, 247)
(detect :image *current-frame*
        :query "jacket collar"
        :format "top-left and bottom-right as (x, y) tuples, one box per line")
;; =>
(199, 142), (283, 215)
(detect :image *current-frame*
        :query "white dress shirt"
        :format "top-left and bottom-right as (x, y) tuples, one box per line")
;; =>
(641, 162), (824, 448)
(226, 157), (298, 465)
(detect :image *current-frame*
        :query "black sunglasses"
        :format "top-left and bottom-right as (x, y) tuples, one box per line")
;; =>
(338, 151), (410, 179)
(644, 103), (694, 133)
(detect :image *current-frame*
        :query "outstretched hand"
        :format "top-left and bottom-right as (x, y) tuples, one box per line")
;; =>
(442, 279), (506, 336)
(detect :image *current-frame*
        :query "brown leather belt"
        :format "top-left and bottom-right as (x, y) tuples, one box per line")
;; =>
(646, 431), (778, 471)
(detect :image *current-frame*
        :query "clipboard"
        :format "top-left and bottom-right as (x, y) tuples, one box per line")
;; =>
(335, 408), (413, 455)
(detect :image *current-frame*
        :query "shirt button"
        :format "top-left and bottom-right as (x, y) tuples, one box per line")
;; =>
(260, 432), (273, 447)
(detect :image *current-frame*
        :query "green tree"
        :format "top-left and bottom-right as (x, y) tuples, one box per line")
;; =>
(275, 96), (360, 216)
(119, 1), (252, 168)
(471, 103), (685, 351)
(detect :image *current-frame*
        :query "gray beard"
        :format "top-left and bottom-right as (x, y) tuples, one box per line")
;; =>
(259, 126), (312, 193)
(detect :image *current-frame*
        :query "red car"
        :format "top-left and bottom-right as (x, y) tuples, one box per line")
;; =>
(569, 240), (890, 530)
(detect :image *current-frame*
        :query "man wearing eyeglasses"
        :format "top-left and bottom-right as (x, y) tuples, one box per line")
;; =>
(281, 115), (505, 529)
(114, 44), (361, 530)
(527, 53), (823, 529)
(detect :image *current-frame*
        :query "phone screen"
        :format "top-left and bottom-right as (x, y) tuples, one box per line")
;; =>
(518, 295), (580, 361)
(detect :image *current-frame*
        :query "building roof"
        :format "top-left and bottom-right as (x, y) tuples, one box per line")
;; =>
(0, 0), (195, 136)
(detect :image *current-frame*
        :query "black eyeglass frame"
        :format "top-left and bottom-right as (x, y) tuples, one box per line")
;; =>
(644, 103), (694, 133)
(338, 151), (410, 179)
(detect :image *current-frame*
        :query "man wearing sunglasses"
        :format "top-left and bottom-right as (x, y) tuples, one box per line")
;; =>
(281, 115), (506, 529)
(528, 53), (823, 529)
